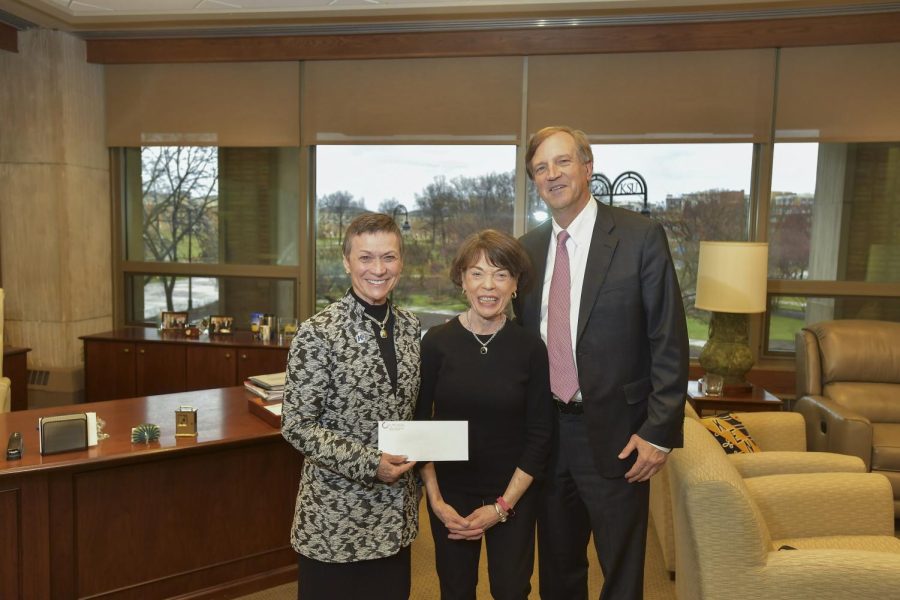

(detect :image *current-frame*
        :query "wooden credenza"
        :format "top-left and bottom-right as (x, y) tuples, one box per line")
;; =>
(3, 346), (30, 411)
(81, 329), (290, 402)
(0, 387), (301, 599)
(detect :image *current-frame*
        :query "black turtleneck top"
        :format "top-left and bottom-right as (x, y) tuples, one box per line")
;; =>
(349, 288), (398, 388)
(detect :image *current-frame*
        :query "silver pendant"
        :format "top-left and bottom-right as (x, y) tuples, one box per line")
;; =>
(480, 346), (488, 355)
(380, 328), (388, 339)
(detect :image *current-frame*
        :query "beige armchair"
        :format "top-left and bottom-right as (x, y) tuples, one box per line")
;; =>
(0, 288), (10, 413)
(795, 319), (900, 515)
(649, 404), (864, 576)
(669, 417), (900, 600)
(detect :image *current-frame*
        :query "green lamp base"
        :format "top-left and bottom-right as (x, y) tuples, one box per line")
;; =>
(698, 311), (754, 391)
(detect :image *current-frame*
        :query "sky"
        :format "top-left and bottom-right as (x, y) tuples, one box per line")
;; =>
(316, 143), (820, 210)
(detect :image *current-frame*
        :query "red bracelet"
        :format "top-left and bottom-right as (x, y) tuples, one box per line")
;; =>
(496, 496), (515, 517)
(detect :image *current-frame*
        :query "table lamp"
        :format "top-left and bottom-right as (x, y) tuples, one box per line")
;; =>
(694, 241), (769, 392)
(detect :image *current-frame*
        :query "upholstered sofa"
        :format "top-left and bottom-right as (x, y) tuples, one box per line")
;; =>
(649, 403), (865, 576)
(795, 319), (900, 516)
(668, 417), (900, 600)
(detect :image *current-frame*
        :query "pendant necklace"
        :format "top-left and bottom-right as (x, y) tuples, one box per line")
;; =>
(363, 304), (391, 339)
(465, 310), (504, 355)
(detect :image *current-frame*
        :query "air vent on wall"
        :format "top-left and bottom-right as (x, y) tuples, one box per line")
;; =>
(28, 369), (50, 386)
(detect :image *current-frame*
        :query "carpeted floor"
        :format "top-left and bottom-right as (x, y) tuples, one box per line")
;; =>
(235, 496), (676, 600)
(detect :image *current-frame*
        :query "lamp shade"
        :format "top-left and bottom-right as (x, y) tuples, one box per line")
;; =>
(695, 241), (768, 313)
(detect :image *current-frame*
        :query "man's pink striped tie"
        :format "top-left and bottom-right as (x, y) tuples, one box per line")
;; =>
(548, 230), (580, 403)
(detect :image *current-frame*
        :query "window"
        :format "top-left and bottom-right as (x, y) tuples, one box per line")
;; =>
(528, 143), (754, 357)
(315, 145), (516, 328)
(766, 295), (900, 353)
(765, 141), (900, 353)
(119, 146), (300, 327)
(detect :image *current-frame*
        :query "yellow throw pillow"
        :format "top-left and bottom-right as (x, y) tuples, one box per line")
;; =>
(701, 413), (761, 454)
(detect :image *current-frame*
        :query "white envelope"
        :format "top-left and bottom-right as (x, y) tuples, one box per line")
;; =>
(378, 420), (468, 462)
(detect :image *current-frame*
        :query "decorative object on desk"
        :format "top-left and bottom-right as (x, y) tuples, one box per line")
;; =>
(39, 413), (89, 455)
(256, 313), (277, 341)
(175, 405), (198, 437)
(131, 423), (161, 444)
(96, 415), (110, 441)
(698, 373), (724, 397)
(209, 315), (234, 335)
(160, 311), (189, 331)
(279, 317), (299, 343)
(694, 241), (768, 392)
(184, 324), (201, 337)
(249, 312), (263, 335)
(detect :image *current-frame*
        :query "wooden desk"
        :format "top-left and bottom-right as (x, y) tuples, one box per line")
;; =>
(3, 346), (30, 411)
(0, 387), (301, 599)
(687, 380), (783, 415)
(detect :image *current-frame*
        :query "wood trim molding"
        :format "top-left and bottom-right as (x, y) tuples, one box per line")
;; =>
(86, 11), (900, 64)
(0, 22), (17, 53)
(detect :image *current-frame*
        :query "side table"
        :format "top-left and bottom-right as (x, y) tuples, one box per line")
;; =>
(687, 380), (783, 415)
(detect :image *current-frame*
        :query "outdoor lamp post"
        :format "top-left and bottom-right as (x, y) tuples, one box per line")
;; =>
(694, 241), (769, 392)
(392, 205), (411, 232)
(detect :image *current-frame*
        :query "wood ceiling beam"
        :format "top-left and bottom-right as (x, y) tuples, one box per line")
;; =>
(86, 11), (900, 64)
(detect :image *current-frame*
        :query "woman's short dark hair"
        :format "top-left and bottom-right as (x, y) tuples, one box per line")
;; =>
(450, 229), (534, 293)
(342, 212), (404, 257)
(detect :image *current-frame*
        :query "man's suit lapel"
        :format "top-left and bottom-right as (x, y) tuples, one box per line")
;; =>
(577, 202), (618, 344)
(524, 221), (552, 330)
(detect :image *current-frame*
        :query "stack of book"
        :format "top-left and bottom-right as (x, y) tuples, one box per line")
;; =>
(243, 372), (286, 402)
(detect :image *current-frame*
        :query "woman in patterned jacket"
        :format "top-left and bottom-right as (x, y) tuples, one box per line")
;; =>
(282, 213), (420, 599)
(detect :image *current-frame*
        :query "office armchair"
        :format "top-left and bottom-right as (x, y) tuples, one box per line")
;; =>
(669, 417), (900, 600)
(649, 403), (864, 576)
(0, 288), (10, 413)
(795, 319), (900, 516)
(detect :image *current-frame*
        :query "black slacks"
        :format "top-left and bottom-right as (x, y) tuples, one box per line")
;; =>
(428, 486), (539, 600)
(296, 545), (411, 600)
(537, 412), (649, 600)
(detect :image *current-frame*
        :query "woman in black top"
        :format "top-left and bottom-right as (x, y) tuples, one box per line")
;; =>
(416, 229), (554, 600)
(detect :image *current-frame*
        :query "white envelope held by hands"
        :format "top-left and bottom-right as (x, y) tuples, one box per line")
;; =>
(378, 421), (468, 462)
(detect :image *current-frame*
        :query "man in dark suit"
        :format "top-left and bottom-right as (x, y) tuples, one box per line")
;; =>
(514, 126), (689, 599)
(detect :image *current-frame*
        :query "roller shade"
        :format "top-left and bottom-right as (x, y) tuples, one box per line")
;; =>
(527, 49), (776, 143)
(106, 62), (300, 147)
(776, 43), (900, 142)
(301, 56), (523, 144)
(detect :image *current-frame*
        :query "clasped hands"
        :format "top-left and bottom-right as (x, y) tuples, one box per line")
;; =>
(431, 500), (503, 541)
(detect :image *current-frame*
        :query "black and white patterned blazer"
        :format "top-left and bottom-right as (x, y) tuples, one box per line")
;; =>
(282, 293), (421, 563)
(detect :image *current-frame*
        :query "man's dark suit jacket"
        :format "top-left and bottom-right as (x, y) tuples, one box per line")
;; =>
(515, 200), (689, 478)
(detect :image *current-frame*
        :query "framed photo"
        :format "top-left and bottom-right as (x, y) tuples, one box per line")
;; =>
(161, 311), (189, 330)
(209, 315), (234, 334)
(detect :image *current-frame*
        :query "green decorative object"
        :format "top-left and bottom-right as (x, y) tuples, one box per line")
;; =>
(698, 312), (754, 389)
(131, 423), (161, 444)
